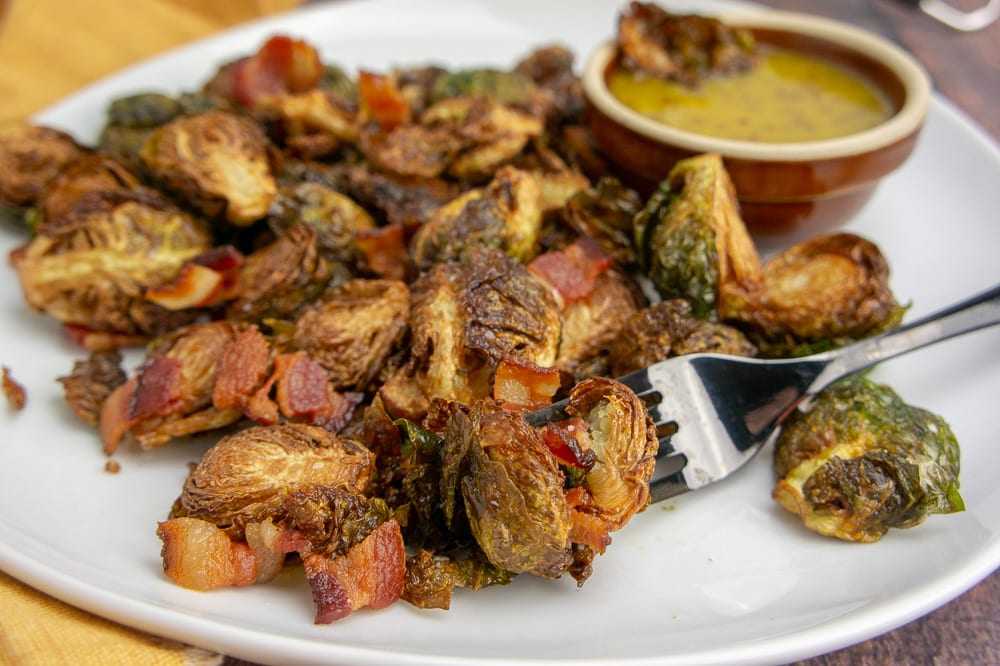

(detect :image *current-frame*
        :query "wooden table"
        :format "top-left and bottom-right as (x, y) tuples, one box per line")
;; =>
(0, 1), (997, 665)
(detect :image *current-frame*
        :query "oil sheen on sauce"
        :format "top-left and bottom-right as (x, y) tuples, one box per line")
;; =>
(607, 49), (893, 143)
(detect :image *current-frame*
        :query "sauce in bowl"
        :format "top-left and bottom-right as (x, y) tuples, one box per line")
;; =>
(607, 49), (893, 143)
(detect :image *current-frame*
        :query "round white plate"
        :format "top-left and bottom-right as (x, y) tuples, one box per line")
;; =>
(2, 1), (999, 665)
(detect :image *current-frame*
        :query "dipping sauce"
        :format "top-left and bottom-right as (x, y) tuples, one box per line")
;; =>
(608, 49), (893, 142)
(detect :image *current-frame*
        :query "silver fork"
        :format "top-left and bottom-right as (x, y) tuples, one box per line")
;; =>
(528, 283), (1000, 503)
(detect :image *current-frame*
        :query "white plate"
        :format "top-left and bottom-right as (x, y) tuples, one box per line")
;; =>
(2, 1), (999, 665)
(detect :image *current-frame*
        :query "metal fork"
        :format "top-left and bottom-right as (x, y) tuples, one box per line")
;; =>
(528, 283), (1000, 503)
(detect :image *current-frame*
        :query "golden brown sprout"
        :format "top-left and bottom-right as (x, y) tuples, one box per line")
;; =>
(616, 2), (757, 86)
(565, 377), (658, 531)
(410, 165), (542, 272)
(141, 108), (277, 225)
(556, 266), (646, 378)
(267, 181), (376, 265)
(728, 233), (904, 357)
(609, 298), (757, 376)
(13, 187), (214, 342)
(291, 279), (410, 391)
(382, 249), (559, 415)
(449, 400), (573, 578)
(36, 155), (141, 226)
(174, 422), (374, 536)
(361, 95), (542, 181)
(225, 223), (336, 323)
(255, 88), (358, 157)
(0, 122), (87, 210)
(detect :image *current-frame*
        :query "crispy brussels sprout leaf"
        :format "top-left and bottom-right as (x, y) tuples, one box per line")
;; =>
(773, 376), (964, 542)
(634, 153), (761, 321)
(429, 69), (536, 107)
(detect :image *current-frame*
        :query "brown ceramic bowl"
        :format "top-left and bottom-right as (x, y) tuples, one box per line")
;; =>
(583, 10), (932, 249)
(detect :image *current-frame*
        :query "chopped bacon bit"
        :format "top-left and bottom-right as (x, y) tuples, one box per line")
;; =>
(2, 366), (26, 411)
(528, 236), (615, 303)
(212, 326), (272, 410)
(129, 357), (185, 421)
(233, 35), (324, 108)
(565, 487), (613, 554)
(274, 352), (361, 430)
(104, 460), (122, 474)
(157, 517), (258, 591)
(145, 263), (225, 311)
(99, 377), (137, 455)
(541, 417), (597, 470)
(355, 224), (408, 280)
(493, 358), (561, 411)
(302, 519), (405, 624)
(194, 245), (244, 299)
(357, 71), (411, 132)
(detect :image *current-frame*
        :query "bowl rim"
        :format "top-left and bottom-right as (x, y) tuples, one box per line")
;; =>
(582, 10), (932, 162)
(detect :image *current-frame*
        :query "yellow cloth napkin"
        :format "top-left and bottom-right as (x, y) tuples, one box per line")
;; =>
(0, 571), (222, 666)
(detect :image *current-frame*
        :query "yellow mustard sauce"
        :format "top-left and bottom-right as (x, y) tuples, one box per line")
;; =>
(608, 49), (893, 142)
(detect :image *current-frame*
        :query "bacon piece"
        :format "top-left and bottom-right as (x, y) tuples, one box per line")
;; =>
(99, 377), (137, 455)
(493, 358), (561, 411)
(355, 224), (408, 280)
(302, 519), (405, 624)
(157, 517), (258, 590)
(565, 487), (612, 554)
(129, 356), (185, 421)
(528, 236), (615, 303)
(541, 417), (597, 470)
(358, 71), (411, 131)
(145, 263), (225, 311)
(274, 353), (362, 430)
(2, 366), (26, 411)
(212, 326), (272, 410)
(232, 35), (324, 108)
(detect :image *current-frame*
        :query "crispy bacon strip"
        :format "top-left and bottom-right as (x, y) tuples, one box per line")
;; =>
(2, 366), (26, 411)
(358, 71), (411, 131)
(528, 236), (615, 303)
(99, 377), (137, 455)
(493, 358), (561, 411)
(212, 326), (272, 410)
(232, 35), (324, 108)
(355, 224), (408, 280)
(541, 417), (597, 470)
(565, 487), (612, 554)
(129, 356), (185, 421)
(157, 517), (258, 590)
(302, 519), (405, 624)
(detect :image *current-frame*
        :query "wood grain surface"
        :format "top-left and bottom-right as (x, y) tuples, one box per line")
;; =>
(0, 1), (996, 664)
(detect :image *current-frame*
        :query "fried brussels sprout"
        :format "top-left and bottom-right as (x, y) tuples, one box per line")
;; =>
(171, 422), (374, 537)
(773, 376), (964, 542)
(0, 122), (87, 211)
(556, 266), (647, 379)
(381, 249), (560, 417)
(514, 45), (585, 128)
(267, 181), (376, 265)
(609, 298), (756, 376)
(141, 108), (277, 225)
(361, 95), (542, 182)
(446, 400), (573, 578)
(13, 186), (214, 344)
(225, 223), (337, 323)
(410, 166), (542, 271)
(634, 153), (762, 321)
(564, 376), (658, 531)
(617, 2), (757, 86)
(728, 233), (905, 357)
(291, 279), (410, 391)
(35, 154), (141, 226)
(562, 176), (643, 265)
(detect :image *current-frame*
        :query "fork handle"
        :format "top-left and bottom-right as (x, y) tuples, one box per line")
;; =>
(813, 283), (1000, 391)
